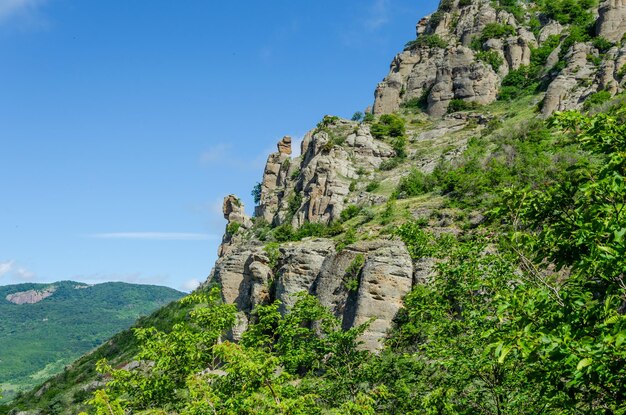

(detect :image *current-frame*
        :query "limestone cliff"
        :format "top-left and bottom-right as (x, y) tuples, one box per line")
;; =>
(374, 0), (626, 117)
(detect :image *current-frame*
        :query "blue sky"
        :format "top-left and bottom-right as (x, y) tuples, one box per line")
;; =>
(0, 0), (438, 291)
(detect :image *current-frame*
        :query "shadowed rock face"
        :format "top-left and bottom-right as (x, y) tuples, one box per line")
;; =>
(208, 237), (417, 350)
(597, 0), (626, 43)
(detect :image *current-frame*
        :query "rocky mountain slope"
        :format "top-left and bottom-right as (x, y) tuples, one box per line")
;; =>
(0, 281), (182, 402)
(4, 0), (626, 413)
(208, 0), (626, 351)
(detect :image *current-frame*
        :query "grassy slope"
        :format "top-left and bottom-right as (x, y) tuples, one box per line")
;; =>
(0, 281), (183, 404)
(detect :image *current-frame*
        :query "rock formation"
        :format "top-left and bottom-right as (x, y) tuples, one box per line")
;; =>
(205, 0), (626, 351)
(374, 0), (626, 117)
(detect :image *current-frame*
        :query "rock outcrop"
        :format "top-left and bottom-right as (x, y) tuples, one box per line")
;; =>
(6, 287), (56, 304)
(255, 119), (395, 228)
(597, 0), (626, 43)
(207, 236), (416, 350)
(374, 0), (626, 117)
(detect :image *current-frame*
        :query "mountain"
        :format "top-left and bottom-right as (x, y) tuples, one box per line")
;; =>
(0, 281), (183, 402)
(5, 0), (626, 413)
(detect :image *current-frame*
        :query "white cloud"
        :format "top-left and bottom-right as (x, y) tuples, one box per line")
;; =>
(363, 0), (390, 30)
(0, 260), (14, 277)
(180, 278), (200, 292)
(0, 260), (36, 283)
(0, 0), (46, 25)
(90, 232), (217, 241)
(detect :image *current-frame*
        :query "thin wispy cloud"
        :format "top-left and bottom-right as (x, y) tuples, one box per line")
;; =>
(0, 260), (35, 281)
(0, 0), (47, 26)
(363, 0), (390, 30)
(0, 260), (14, 277)
(340, 0), (392, 47)
(90, 232), (217, 241)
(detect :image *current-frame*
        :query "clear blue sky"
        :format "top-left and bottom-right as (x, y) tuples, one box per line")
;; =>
(0, 0), (438, 291)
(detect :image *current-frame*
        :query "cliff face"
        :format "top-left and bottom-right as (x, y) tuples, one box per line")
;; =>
(374, 0), (626, 117)
(206, 0), (626, 351)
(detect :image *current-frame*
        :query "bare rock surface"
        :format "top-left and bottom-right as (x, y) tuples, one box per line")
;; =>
(6, 287), (56, 304)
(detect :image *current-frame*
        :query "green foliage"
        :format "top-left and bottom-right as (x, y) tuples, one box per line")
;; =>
(89, 291), (373, 415)
(391, 135), (407, 158)
(288, 192), (303, 215)
(370, 114), (406, 139)
(380, 197), (396, 225)
(365, 181), (380, 192)
(459, 0), (472, 6)
(263, 242), (281, 272)
(498, 65), (540, 101)
(538, 0), (596, 26)
(480, 23), (516, 43)
(378, 157), (401, 171)
(343, 254), (365, 292)
(405, 34), (448, 50)
(592, 36), (614, 53)
(476, 50), (504, 71)
(362, 112), (374, 123)
(351, 111), (363, 122)
(395, 222), (456, 259)
(251, 182), (262, 204)
(336, 228), (357, 252)
(291, 167), (301, 180)
(583, 90), (612, 110)
(447, 98), (480, 113)
(226, 221), (241, 235)
(340, 205), (362, 222)
(530, 34), (560, 68)
(396, 168), (434, 197)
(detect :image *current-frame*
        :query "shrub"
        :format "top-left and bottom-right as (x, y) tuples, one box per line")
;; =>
(370, 114), (406, 139)
(343, 254), (365, 292)
(459, 0), (472, 6)
(392, 135), (408, 158)
(498, 65), (539, 100)
(439, 0), (454, 11)
(288, 193), (303, 215)
(592, 36), (614, 53)
(480, 23), (516, 43)
(397, 169), (434, 197)
(340, 205), (362, 222)
(290, 168), (301, 180)
(273, 224), (294, 242)
(530, 35), (560, 67)
(540, 0), (595, 26)
(447, 99), (480, 113)
(583, 90), (612, 110)
(380, 197), (396, 225)
(476, 50), (504, 71)
(405, 34), (448, 50)
(351, 111), (364, 122)
(366, 181), (380, 192)
(263, 242), (281, 271)
(251, 182), (262, 204)
(336, 228), (357, 252)
(226, 222), (241, 235)
(379, 158), (401, 171)
(363, 112), (375, 123)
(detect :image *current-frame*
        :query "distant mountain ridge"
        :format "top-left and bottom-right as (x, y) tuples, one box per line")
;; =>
(0, 280), (183, 401)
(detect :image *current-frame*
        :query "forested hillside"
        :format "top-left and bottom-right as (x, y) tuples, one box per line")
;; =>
(0, 281), (182, 402)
